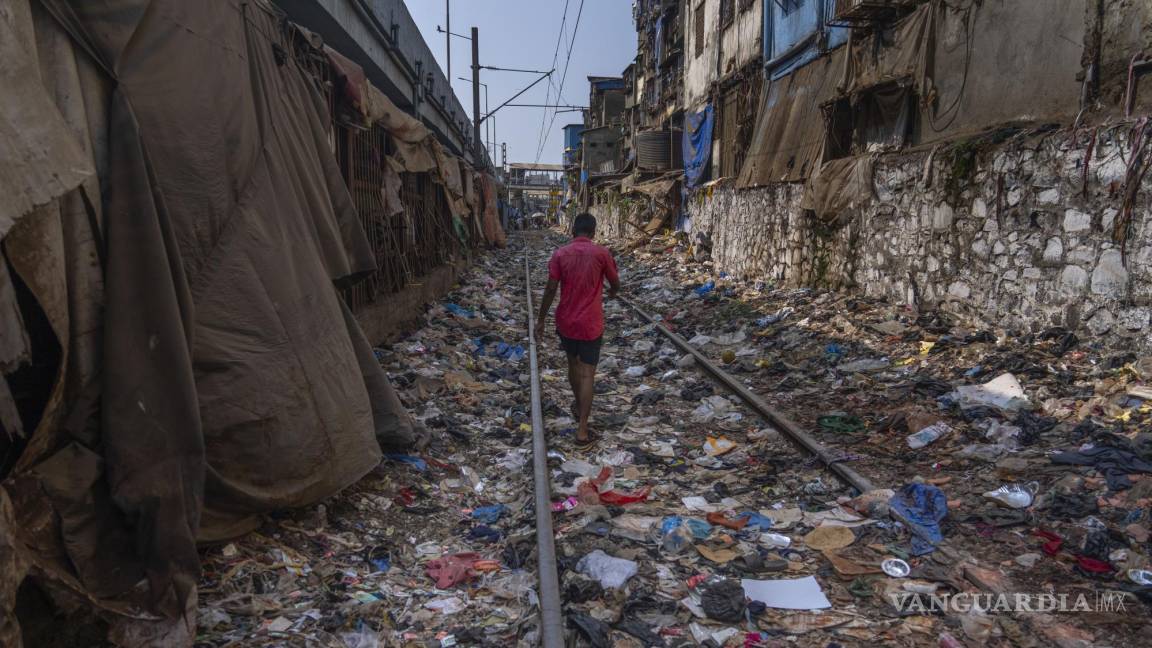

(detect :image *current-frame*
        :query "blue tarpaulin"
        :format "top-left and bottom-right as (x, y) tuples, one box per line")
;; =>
(764, 0), (848, 80)
(683, 104), (714, 188)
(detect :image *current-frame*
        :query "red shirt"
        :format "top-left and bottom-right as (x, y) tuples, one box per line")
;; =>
(547, 237), (619, 340)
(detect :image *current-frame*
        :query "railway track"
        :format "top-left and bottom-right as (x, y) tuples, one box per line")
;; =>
(520, 236), (882, 644)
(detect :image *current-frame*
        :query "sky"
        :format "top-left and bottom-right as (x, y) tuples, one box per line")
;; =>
(406, 1), (637, 166)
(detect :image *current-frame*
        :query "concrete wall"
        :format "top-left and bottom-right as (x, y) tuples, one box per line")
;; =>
(684, 0), (719, 111)
(720, 0), (762, 77)
(689, 125), (1152, 346)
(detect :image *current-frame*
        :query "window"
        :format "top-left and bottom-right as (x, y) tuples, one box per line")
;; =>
(720, 0), (735, 28)
(694, 2), (705, 58)
(780, 0), (805, 16)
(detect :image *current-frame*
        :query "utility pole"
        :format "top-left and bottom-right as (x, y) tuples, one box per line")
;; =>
(471, 26), (483, 169)
(445, 0), (450, 82)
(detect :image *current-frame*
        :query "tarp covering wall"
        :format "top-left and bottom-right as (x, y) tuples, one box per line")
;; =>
(837, 2), (937, 99)
(917, 0), (1086, 143)
(737, 49), (846, 187)
(2, 0), (424, 641)
(683, 104), (714, 188)
(800, 155), (876, 223)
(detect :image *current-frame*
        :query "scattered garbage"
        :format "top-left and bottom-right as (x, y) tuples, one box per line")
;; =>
(575, 550), (638, 589)
(881, 558), (911, 577)
(889, 483), (949, 555)
(741, 576), (832, 610)
(982, 482), (1039, 508)
(907, 422), (952, 449)
(192, 235), (1148, 645)
(947, 372), (1031, 412)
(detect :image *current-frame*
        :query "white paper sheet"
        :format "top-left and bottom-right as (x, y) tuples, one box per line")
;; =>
(741, 576), (832, 610)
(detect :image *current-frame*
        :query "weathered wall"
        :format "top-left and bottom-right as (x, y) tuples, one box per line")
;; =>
(690, 125), (1152, 345)
(684, 0), (719, 110)
(721, 1), (762, 77)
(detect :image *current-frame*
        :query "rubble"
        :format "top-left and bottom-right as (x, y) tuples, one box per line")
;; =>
(195, 231), (1152, 646)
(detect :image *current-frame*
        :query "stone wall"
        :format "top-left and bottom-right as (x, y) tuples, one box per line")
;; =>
(690, 125), (1152, 345)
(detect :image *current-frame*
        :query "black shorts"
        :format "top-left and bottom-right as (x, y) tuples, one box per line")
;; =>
(559, 334), (602, 366)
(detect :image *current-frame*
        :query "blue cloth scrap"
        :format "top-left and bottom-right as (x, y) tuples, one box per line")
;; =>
(472, 504), (508, 525)
(385, 454), (428, 472)
(467, 525), (503, 543)
(737, 512), (775, 532)
(445, 303), (475, 318)
(889, 483), (949, 555)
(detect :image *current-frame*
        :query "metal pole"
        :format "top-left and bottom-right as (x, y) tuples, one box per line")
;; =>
(485, 84), (491, 158)
(445, 0), (450, 82)
(471, 27), (484, 169)
(525, 259), (565, 648)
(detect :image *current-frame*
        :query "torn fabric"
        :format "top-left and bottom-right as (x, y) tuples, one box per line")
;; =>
(737, 49), (846, 186)
(800, 156), (876, 224)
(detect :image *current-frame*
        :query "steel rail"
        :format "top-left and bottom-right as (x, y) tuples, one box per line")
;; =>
(524, 258), (565, 647)
(617, 294), (876, 494)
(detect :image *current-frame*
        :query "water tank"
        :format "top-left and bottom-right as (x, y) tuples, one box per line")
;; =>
(635, 130), (683, 171)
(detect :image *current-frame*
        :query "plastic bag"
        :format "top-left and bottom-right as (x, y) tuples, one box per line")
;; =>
(576, 550), (638, 589)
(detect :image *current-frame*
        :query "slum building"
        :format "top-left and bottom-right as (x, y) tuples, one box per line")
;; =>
(580, 0), (1152, 348)
(0, 0), (504, 643)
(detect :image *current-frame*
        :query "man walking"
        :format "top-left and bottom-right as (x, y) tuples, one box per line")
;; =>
(535, 213), (620, 450)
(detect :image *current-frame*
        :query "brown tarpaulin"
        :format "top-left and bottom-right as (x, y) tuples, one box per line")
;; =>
(800, 156), (876, 224)
(837, 2), (937, 99)
(836, 0), (1085, 144)
(479, 174), (507, 248)
(737, 49), (846, 187)
(2, 0), (423, 640)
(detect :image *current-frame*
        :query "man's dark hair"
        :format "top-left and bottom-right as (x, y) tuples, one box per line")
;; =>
(572, 213), (596, 237)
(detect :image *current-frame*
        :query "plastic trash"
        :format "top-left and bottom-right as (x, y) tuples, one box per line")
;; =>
(698, 576), (746, 622)
(957, 443), (1006, 462)
(907, 422), (951, 449)
(385, 453), (428, 471)
(760, 532), (792, 548)
(947, 372), (1031, 412)
(836, 358), (890, 373)
(737, 512), (775, 531)
(938, 632), (964, 648)
(1128, 569), (1152, 585)
(623, 365), (647, 378)
(982, 482), (1039, 508)
(889, 483), (949, 555)
(443, 303), (474, 318)
(703, 436), (737, 456)
(470, 504), (508, 524)
(694, 280), (715, 296)
(576, 549), (638, 589)
(881, 558), (910, 577)
(658, 516), (695, 554)
(713, 330), (747, 345)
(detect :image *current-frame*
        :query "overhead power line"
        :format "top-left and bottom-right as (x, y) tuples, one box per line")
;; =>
(535, 0), (585, 164)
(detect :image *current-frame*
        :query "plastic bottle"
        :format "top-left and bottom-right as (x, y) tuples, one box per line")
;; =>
(907, 422), (951, 449)
(760, 532), (792, 548)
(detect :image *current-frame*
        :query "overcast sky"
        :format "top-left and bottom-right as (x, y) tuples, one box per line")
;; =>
(406, 1), (637, 166)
